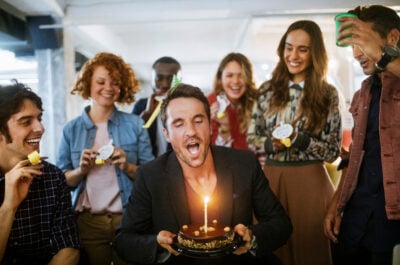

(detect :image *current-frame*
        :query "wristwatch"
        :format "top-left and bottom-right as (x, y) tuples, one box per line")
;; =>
(375, 45), (400, 72)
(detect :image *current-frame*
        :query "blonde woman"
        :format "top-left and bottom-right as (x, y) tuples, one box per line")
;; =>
(208, 52), (258, 150)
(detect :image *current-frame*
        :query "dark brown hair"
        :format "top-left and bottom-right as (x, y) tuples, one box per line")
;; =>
(349, 5), (400, 47)
(161, 83), (210, 128)
(267, 20), (332, 133)
(0, 82), (43, 142)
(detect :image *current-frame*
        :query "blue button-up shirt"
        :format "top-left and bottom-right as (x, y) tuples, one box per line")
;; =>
(56, 106), (154, 209)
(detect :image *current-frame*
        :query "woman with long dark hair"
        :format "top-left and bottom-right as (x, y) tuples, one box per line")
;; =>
(248, 20), (341, 265)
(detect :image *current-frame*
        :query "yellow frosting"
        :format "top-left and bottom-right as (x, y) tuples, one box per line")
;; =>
(95, 158), (105, 165)
(280, 137), (292, 148)
(28, 151), (41, 165)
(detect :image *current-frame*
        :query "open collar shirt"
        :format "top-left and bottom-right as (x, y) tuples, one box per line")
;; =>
(337, 71), (400, 220)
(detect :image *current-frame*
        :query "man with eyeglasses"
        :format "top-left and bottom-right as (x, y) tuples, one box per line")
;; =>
(133, 56), (181, 157)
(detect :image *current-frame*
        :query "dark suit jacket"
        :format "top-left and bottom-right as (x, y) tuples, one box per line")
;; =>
(115, 146), (292, 265)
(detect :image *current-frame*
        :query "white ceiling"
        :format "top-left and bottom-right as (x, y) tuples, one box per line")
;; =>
(2, 0), (400, 92)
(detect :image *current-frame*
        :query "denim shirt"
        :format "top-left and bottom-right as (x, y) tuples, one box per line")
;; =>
(56, 106), (154, 209)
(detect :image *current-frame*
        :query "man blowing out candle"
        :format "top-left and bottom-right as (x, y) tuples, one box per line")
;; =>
(114, 83), (292, 265)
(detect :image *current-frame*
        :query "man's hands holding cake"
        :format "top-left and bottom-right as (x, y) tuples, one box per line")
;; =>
(157, 230), (180, 256)
(233, 224), (256, 255)
(160, 222), (256, 257)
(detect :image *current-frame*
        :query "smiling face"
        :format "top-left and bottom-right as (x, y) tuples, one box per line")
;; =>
(90, 65), (121, 108)
(284, 29), (312, 83)
(163, 97), (212, 168)
(0, 99), (44, 162)
(153, 62), (181, 96)
(220, 60), (247, 105)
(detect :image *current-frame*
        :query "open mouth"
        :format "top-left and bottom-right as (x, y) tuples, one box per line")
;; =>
(229, 86), (242, 93)
(288, 60), (302, 67)
(289, 63), (300, 67)
(25, 137), (41, 146)
(187, 142), (200, 155)
(101, 93), (116, 99)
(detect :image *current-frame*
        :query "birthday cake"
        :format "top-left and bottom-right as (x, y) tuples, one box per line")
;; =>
(177, 220), (235, 250)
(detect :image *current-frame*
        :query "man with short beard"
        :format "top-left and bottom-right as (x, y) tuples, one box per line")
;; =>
(324, 5), (400, 265)
(115, 83), (292, 265)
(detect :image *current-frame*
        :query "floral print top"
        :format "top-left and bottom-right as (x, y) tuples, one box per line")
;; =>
(247, 81), (341, 164)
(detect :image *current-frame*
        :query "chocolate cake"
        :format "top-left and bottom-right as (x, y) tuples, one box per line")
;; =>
(177, 220), (235, 250)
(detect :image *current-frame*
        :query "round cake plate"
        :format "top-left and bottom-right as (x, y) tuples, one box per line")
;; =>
(171, 234), (242, 259)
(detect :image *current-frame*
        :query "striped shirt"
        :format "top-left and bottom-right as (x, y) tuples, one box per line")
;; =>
(0, 162), (80, 265)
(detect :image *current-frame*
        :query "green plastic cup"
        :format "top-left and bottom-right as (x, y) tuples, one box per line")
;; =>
(335, 12), (357, 47)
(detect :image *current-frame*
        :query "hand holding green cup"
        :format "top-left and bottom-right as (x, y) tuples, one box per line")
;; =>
(335, 12), (357, 47)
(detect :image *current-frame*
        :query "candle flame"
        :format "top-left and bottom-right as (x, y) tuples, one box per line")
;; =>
(204, 196), (210, 204)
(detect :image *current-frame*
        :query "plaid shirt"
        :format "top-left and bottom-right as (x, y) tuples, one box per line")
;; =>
(0, 162), (80, 265)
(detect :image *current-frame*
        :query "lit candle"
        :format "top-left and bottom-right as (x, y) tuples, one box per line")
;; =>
(204, 196), (210, 233)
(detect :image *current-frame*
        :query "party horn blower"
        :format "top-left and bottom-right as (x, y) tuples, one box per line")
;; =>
(168, 74), (181, 94)
(142, 99), (163, 129)
(142, 74), (181, 129)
